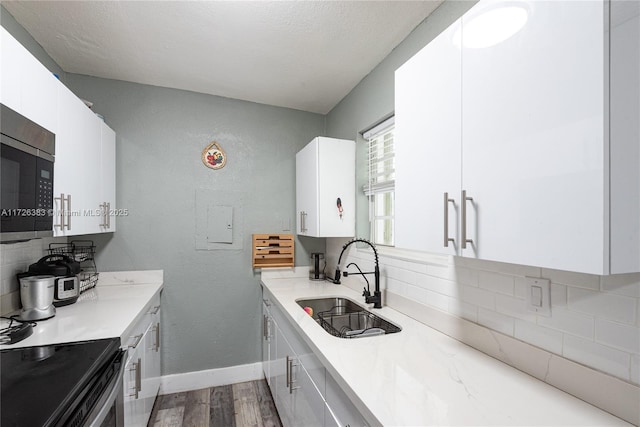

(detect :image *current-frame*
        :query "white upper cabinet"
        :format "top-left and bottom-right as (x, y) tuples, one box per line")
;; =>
(296, 137), (355, 238)
(100, 122), (116, 232)
(1, 27), (58, 134)
(54, 83), (105, 236)
(394, 0), (640, 275)
(461, 0), (607, 272)
(0, 28), (118, 238)
(395, 19), (462, 255)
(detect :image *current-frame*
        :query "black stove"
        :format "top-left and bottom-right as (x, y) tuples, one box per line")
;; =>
(1, 337), (121, 427)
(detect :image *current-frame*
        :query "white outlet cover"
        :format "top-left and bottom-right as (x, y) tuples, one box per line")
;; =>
(525, 277), (551, 317)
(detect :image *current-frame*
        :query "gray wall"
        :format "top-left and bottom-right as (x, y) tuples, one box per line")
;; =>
(325, 0), (476, 240)
(2, 4), (325, 374)
(65, 75), (326, 374)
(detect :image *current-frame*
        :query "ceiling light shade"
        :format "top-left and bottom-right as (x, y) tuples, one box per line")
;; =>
(453, 1), (530, 49)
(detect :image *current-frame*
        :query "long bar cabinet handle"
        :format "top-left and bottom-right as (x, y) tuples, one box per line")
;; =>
(461, 190), (474, 249)
(66, 194), (72, 230)
(286, 355), (291, 389)
(155, 322), (160, 352)
(443, 192), (455, 247)
(288, 356), (299, 393)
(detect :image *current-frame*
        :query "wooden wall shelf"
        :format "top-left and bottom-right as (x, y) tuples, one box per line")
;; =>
(252, 234), (294, 268)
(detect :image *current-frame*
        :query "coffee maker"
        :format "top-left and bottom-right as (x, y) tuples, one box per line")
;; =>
(18, 275), (56, 321)
(309, 253), (325, 281)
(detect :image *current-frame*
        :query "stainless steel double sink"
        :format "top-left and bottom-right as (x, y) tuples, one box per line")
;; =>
(296, 297), (401, 339)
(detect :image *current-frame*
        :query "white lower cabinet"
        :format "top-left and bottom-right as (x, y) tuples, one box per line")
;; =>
(123, 296), (161, 427)
(262, 291), (368, 427)
(324, 373), (369, 427)
(124, 327), (146, 427)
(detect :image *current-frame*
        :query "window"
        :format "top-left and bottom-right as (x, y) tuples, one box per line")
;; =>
(363, 117), (395, 246)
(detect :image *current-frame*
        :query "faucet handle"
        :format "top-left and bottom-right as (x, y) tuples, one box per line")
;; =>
(362, 287), (371, 298)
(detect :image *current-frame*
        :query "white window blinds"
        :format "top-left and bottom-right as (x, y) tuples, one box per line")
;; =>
(363, 117), (395, 196)
(363, 116), (395, 246)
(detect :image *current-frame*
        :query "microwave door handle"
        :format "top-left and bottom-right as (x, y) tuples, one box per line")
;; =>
(54, 194), (65, 230)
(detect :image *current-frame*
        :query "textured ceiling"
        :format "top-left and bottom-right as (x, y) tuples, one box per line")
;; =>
(3, 1), (443, 114)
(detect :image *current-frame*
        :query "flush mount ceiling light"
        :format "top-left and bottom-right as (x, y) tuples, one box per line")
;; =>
(453, 2), (530, 48)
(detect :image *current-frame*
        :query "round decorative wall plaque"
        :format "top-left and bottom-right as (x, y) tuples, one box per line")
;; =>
(202, 141), (227, 169)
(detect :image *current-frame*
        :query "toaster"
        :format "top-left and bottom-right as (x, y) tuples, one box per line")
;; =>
(27, 254), (81, 307)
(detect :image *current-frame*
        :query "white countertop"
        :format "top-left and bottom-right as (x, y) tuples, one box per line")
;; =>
(1, 270), (163, 349)
(261, 275), (629, 427)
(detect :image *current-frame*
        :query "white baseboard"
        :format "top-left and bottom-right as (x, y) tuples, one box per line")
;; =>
(159, 362), (264, 395)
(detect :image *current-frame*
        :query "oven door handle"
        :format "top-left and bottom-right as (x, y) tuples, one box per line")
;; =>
(87, 349), (127, 427)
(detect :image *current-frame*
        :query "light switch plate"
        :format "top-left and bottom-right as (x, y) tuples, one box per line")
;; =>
(525, 277), (551, 317)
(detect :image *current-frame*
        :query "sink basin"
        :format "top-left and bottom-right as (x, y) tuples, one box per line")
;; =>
(296, 297), (362, 319)
(296, 297), (401, 338)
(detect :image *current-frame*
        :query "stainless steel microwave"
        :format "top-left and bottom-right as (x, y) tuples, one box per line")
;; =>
(1, 104), (55, 242)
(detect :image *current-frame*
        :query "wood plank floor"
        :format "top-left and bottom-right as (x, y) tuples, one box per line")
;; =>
(148, 380), (282, 427)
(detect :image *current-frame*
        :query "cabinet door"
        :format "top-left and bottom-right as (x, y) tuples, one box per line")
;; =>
(1, 28), (24, 113)
(55, 84), (103, 236)
(20, 40), (58, 134)
(296, 138), (319, 236)
(54, 84), (86, 236)
(317, 138), (355, 237)
(395, 20), (462, 255)
(325, 372), (368, 427)
(100, 122), (117, 232)
(144, 307), (161, 420)
(273, 322), (295, 427)
(123, 340), (145, 427)
(0, 27), (57, 133)
(77, 106), (102, 235)
(262, 302), (271, 385)
(461, 1), (606, 272)
(291, 362), (324, 427)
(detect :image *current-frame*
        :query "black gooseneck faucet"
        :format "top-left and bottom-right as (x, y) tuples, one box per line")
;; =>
(333, 238), (382, 309)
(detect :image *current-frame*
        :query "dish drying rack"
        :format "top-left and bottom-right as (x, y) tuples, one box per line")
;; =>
(48, 240), (99, 293)
(317, 306), (401, 339)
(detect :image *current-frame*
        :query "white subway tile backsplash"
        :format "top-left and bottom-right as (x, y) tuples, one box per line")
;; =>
(385, 277), (408, 296)
(495, 294), (537, 322)
(385, 265), (416, 286)
(514, 320), (564, 354)
(1, 237), (66, 314)
(537, 307), (594, 339)
(568, 287), (637, 324)
(421, 276), (459, 298)
(478, 271), (514, 295)
(332, 240), (640, 388)
(405, 284), (429, 305)
(563, 335), (631, 381)
(542, 268), (600, 290)
(514, 277), (527, 299)
(425, 263), (457, 281)
(423, 289), (450, 312)
(453, 256), (540, 277)
(601, 273), (640, 298)
(550, 283), (568, 307)
(460, 285), (495, 310)
(632, 354), (639, 384)
(448, 300), (478, 323)
(478, 308), (515, 336)
(595, 319), (640, 354)
(453, 266), (479, 287)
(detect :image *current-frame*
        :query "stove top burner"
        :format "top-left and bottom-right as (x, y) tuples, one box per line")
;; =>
(1, 337), (120, 427)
